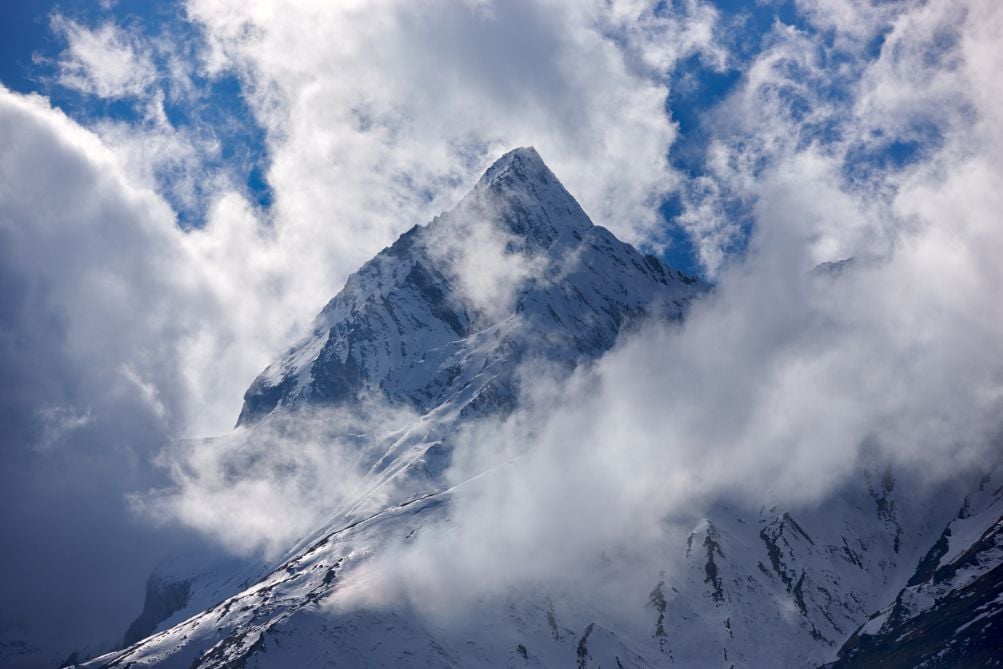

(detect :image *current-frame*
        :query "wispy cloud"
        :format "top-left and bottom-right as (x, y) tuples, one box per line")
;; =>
(143, 402), (421, 558)
(51, 16), (158, 100)
(324, 0), (1003, 619)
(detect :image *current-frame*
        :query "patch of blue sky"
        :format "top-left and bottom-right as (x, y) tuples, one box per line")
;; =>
(0, 1), (62, 95)
(655, 2), (796, 270)
(837, 34), (961, 192)
(1, 0), (948, 277)
(659, 193), (751, 278)
(0, 0), (272, 228)
(842, 121), (945, 190)
(657, 0), (944, 277)
(657, 0), (806, 277)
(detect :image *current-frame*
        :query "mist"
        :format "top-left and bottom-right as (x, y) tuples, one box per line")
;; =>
(322, 0), (1003, 619)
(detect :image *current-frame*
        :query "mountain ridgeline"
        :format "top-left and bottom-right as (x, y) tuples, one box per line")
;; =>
(237, 147), (702, 426)
(78, 148), (1001, 669)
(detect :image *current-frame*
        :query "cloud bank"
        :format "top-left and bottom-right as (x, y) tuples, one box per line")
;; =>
(1, 0), (722, 657)
(331, 0), (1003, 616)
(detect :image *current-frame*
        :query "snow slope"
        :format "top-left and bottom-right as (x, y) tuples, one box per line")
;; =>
(830, 467), (1003, 667)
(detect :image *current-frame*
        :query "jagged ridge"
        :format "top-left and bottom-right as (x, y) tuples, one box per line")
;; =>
(238, 146), (702, 426)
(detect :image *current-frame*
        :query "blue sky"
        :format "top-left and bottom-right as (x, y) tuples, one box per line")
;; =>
(1, 0), (999, 664)
(0, 0), (931, 276)
(1, 0), (271, 225)
(0, 0), (930, 278)
(0, 0), (847, 277)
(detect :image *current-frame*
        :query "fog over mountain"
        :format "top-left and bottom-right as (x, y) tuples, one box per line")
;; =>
(1, 1), (1001, 667)
(80, 146), (1003, 668)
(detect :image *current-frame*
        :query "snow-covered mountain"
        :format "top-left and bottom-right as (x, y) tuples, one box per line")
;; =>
(76, 148), (1001, 668)
(237, 146), (701, 428)
(827, 468), (1003, 668)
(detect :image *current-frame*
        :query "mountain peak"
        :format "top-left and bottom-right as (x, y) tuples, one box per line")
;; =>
(458, 145), (592, 248)
(235, 147), (706, 426)
(477, 146), (547, 188)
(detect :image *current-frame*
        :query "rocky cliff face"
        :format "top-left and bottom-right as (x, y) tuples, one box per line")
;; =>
(829, 467), (1003, 668)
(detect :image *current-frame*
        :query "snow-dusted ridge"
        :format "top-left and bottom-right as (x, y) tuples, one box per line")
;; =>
(75, 149), (1001, 669)
(237, 146), (702, 427)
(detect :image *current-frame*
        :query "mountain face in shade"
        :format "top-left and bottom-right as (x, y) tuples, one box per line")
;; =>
(827, 471), (1003, 669)
(75, 149), (1001, 669)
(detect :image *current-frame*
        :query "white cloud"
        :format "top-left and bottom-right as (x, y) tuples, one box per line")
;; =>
(333, 0), (1003, 613)
(425, 212), (544, 323)
(144, 403), (420, 558)
(0, 80), (322, 658)
(180, 0), (722, 312)
(0, 1), (724, 659)
(51, 16), (158, 99)
(0, 86), (204, 656)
